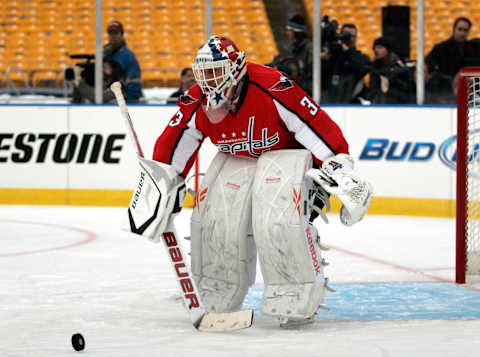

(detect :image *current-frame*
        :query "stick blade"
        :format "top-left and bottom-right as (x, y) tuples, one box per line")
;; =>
(197, 309), (254, 332)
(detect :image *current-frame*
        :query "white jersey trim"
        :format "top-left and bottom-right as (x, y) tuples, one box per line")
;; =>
(273, 100), (334, 161)
(171, 112), (203, 174)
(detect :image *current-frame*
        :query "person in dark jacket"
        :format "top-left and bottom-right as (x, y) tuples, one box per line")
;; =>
(426, 17), (479, 81)
(368, 37), (412, 104)
(104, 21), (143, 103)
(321, 23), (371, 103)
(286, 14), (313, 95)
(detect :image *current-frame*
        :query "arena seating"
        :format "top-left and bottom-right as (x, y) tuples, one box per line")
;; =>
(2, 0), (479, 90)
(303, 0), (480, 61)
(0, 0), (276, 88)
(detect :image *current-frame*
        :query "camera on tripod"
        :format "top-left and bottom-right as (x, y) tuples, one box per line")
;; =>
(321, 16), (352, 47)
(64, 54), (95, 86)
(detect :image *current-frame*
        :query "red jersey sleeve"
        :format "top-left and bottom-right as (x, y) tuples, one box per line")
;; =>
(153, 88), (205, 178)
(250, 65), (349, 166)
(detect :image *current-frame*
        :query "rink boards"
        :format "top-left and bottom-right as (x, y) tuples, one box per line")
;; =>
(0, 104), (458, 217)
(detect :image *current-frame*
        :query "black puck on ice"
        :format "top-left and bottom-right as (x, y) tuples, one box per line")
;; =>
(71, 333), (85, 352)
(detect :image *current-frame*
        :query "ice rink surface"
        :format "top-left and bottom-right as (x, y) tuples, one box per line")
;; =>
(1, 205), (479, 357)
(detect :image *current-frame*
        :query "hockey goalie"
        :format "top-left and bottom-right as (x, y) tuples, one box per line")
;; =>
(128, 36), (373, 328)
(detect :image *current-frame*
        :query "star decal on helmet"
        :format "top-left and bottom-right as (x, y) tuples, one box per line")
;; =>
(208, 37), (225, 60)
(214, 91), (223, 105)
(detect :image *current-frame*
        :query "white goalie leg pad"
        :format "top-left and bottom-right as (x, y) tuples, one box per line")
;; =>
(252, 149), (326, 321)
(128, 157), (185, 242)
(190, 152), (257, 312)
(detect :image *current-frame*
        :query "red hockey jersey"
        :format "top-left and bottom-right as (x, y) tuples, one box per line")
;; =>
(153, 63), (349, 177)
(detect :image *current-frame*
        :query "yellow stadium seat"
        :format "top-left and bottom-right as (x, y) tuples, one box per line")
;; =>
(0, 0), (279, 88)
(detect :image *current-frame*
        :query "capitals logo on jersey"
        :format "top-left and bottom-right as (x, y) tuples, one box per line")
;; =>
(215, 116), (279, 157)
(179, 94), (198, 105)
(269, 76), (294, 92)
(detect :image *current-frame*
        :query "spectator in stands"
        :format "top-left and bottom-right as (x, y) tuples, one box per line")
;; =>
(415, 62), (456, 104)
(471, 37), (480, 57)
(167, 67), (196, 103)
(266, 55), (308, 92)
(286, 14), (312, 95)
(280, 57), (306, 89)
(426, 17), (480, 81)
(320, 23), (371, 103)
(71, 58), (126, 104)
(104, 21), (143, 103)
(368, 37), (412, 104)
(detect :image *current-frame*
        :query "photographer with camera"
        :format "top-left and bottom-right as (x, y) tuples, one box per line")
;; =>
(320, 18), (371, 103)
(367, 37), (412, 104)
(103, 21), (143, 103)
(286, 14), (313, 96)
(69, 56), (126, 104)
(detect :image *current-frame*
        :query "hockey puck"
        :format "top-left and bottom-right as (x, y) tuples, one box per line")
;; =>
(71, 333), (85, 352)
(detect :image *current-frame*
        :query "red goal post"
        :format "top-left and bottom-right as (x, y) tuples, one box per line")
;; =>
(456, 67), (480, 284)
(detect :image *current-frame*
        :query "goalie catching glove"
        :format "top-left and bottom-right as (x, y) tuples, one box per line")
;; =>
(306, 154), (373, 226)
(127, 157), (186, 242)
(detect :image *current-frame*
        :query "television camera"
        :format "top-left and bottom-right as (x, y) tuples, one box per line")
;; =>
(64, 54), (95, 86)
(321, 16), (353, 48)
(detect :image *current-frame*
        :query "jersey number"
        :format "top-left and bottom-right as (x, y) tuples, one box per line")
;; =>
(300, 96), (318, 115)
(169, 111), (183, 127)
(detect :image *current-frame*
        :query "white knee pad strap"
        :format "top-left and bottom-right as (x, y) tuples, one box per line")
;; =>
(190, 152), (257, 312)
(252, 149), (326, 320)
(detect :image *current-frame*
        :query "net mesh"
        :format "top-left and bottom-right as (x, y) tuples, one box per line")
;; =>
(466, 76), (480, 275)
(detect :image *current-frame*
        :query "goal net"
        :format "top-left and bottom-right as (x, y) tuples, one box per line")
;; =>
(456, 67), (480, 284)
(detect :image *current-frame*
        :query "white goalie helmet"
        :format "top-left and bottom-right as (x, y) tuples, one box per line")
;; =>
(192, 35), (247, 120)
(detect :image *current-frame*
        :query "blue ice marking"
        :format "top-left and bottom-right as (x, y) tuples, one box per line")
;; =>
(241, 282), (480, 321)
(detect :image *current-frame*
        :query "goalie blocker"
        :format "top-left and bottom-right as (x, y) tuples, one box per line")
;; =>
(127, 157), (186, 241)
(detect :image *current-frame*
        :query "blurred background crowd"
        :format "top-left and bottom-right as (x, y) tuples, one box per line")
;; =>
(0, 0), (479, 105)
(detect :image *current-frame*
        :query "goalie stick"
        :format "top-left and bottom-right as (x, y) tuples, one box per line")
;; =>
(110, 82), (254, 332)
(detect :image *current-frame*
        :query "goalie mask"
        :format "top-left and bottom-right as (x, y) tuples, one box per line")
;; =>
(192, 35), (247, 123)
